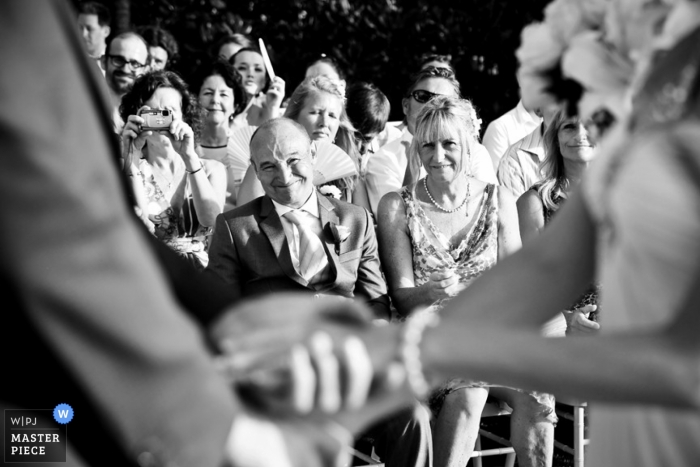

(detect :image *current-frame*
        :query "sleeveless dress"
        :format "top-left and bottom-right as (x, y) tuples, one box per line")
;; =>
(136, 159), (210, 270)
(400, 181), (556, 421)
(199, 142), (245, 211)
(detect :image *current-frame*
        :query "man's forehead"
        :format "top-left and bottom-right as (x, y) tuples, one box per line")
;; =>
(78, 14), (99, 25)
(253, 125), (310, 162)
(110, 37), (147, 58)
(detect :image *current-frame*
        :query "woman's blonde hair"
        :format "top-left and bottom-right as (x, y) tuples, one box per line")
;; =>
(284, 76), (360, 191)
(408, 95), (481, 177)
(537, 108), (580, 212)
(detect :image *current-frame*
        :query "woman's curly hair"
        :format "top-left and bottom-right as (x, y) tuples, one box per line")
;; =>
(120, 70), (204, 142)
(190, 59), (249, 118)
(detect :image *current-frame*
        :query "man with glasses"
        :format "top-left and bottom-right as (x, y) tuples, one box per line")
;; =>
(101, 32), (150, 132)
(364, 66), (496, 216)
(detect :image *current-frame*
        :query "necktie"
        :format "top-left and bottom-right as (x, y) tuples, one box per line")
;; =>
(283, 210), (329, 284)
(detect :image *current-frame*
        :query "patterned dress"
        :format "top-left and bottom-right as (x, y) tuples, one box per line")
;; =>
(400, 180), (556, 421)
(136, 159), (210, 270)
(537, 187), (601, 320)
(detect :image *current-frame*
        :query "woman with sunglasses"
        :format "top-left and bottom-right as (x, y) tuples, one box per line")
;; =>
(229, 46), (286, 129)
(364, 66), (496, 217)
(377, 95), (554, 467)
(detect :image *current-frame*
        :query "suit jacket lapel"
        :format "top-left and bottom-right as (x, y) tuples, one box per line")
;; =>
(318, 195), (340, 280)
(259, 196), (307, 286)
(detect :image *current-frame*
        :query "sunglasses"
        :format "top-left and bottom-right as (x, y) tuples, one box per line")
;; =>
(409, 89), (443, 104)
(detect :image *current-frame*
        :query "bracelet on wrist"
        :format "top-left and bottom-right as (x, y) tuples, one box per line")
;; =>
(400, 308), (440, 400)
(186, 164), (203, 175)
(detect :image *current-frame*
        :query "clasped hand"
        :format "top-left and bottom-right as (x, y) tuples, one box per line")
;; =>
(427, 268), (467, 301)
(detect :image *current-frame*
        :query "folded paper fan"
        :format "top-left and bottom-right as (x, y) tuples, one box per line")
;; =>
(224, 125), (257, 174)
(312, 140), (358, 185)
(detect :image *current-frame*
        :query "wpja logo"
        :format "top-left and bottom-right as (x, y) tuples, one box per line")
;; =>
(4, 404), (72, 463)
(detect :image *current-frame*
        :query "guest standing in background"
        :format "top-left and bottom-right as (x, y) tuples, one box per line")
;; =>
(76, 1), (111, 74)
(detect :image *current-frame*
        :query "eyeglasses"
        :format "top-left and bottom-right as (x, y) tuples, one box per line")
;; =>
(107, 54), (147, 70)
(409, 89), (443, 104)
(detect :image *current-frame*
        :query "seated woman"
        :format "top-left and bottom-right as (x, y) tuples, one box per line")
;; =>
(517, 109), (601, 336)
(236, 75), (363, 206)
(121, 70), (226, 270)
(229, 46), (285, 128)
(377, 95), (555, 467)
(192, 59), (249, 211)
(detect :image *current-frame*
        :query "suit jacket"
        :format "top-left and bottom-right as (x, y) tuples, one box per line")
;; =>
(0, 2), (237, 466)
(207, 194), (391, 319)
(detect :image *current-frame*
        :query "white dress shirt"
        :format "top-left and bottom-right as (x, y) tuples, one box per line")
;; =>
(496, 124), (545, 198)
(482, 100), (542, 171)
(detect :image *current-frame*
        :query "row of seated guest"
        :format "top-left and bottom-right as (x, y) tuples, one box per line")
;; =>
(116, 61), (600, 466)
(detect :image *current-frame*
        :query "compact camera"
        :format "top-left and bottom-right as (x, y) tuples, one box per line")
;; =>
(139, 108), (173, 131)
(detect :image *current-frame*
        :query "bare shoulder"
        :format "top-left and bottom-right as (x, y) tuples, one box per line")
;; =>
(377, 191), (405, 220)
(496, 184), (517, 207)
(516, 188), (543, 214)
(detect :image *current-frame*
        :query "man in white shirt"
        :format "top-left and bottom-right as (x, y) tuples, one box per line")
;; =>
(482, 99), (542, 171)
(497, 106), (556, 198)
(364, 67), (496, 216)
(496, 122), (545, 198)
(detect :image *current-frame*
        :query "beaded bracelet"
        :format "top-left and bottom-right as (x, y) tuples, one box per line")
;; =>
(400, 308), (441, 400)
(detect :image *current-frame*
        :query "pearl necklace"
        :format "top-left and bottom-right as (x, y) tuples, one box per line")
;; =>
(423, 177), (470, 214)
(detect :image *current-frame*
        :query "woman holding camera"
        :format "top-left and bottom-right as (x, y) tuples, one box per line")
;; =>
(121, 70), (226, 270)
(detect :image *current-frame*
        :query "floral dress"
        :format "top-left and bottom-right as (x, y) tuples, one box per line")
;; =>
(136, 159), (210, 271)
(400, 181), (556, 421)
(538, 188), (601, 320)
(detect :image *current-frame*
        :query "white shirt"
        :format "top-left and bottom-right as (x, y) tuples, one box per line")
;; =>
(364, 128), (498, 216)
(496, 124), (545, 198)
(271, 190), (325, 273)
(482, 100), (542, 171)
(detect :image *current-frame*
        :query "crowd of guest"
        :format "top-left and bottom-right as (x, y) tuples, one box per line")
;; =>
(25, 1), (696, 466)
(76, 0), (608, 464)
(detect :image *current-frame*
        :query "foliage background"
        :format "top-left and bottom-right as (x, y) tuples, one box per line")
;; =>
(73, 0), (549, 132)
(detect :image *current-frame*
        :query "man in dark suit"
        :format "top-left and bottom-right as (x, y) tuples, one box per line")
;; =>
(207, 118), (391, 320)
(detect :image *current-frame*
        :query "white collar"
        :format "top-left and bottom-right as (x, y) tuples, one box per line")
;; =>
(271, 189), (320, 219)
